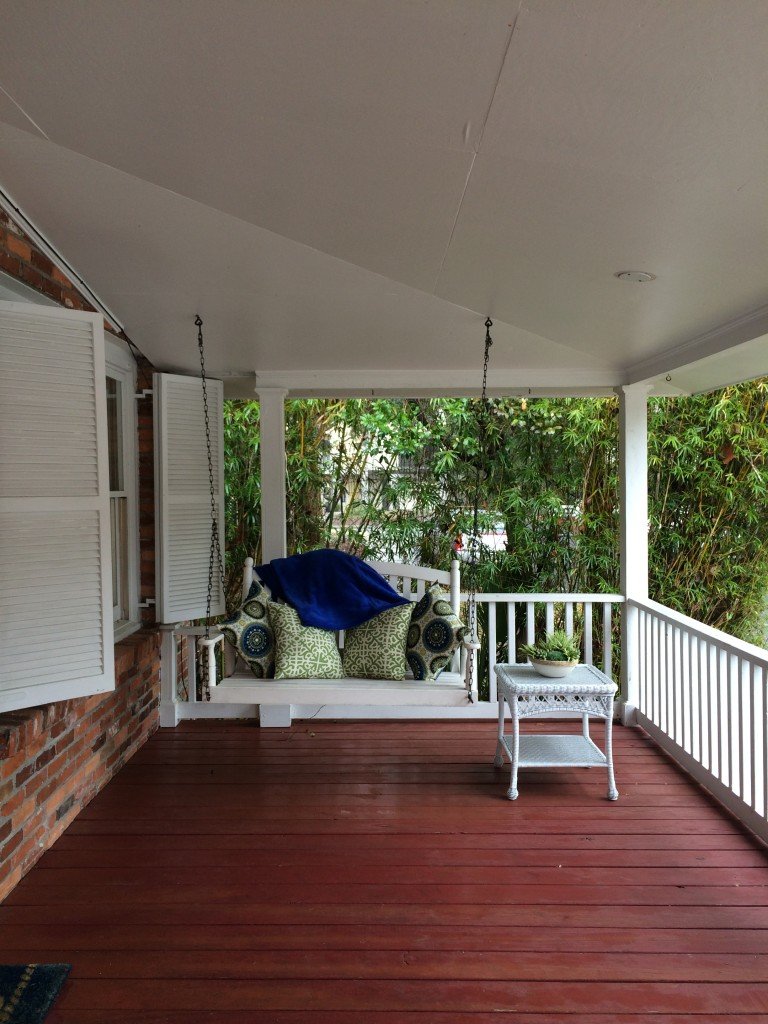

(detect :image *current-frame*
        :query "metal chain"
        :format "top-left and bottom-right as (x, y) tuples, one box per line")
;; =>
(196, 315), (226, 700)
(465, 317), (493, 700)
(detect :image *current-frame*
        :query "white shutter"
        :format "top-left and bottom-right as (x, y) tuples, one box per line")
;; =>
(0, 301), (114, 712)
(154, 372), (225, 622)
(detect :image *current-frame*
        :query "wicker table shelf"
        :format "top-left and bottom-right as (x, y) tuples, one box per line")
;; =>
(493, 663), (619, 801)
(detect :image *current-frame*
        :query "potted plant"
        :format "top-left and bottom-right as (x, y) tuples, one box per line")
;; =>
(520, 629), (581, 678)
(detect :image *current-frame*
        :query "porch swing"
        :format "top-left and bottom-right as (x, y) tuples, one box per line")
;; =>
(195, 318), (494, 723)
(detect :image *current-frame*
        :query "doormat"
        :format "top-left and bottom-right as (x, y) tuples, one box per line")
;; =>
(0, 964), (71, 1023)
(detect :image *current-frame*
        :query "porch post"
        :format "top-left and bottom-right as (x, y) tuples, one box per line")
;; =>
(616, 384), (650, 726)
(256, 387), (288, 561)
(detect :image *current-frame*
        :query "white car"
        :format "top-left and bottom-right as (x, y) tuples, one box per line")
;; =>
(454, 524), (508, 558)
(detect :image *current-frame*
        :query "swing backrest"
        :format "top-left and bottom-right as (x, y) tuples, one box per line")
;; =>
(241, 557), (463, 672)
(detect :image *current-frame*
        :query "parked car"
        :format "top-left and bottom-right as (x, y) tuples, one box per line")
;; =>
(453, 523), (508, 559)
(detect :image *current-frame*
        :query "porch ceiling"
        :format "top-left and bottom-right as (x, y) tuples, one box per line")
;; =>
(1, 0), (767, 395)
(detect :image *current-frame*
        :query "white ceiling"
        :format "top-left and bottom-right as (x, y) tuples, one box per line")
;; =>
(0, 0), (767, 395)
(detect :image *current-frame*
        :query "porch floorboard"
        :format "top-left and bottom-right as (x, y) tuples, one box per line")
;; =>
(2, 719), (768, 1021)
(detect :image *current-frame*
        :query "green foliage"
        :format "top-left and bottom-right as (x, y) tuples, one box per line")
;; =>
(223, 379), (768, 644)
(647, 381), (768, 641)
(520, 629), (581, 663)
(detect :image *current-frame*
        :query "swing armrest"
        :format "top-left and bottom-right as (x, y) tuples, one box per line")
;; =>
(199, 633), (224, 688)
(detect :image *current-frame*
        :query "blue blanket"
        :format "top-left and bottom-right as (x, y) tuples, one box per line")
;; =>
(255, 549), (410, 630)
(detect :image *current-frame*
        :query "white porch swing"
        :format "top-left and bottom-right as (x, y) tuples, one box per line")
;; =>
(193, 318), (495, 722)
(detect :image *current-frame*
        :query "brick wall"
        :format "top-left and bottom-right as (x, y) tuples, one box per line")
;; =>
(0, 630), (160, 901)
(0, 208), (161, 899)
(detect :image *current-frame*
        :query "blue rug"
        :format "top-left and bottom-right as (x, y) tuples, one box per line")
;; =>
(0, 964), (70, 1023)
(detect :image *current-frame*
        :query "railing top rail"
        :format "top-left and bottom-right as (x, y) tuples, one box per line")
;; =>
(631, 596), (768, 666)
(461, 592), (624, 603)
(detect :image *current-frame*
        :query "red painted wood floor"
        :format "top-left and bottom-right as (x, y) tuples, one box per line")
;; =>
(2, 719), (768, 1023)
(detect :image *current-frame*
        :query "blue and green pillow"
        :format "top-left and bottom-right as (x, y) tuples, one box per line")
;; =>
(406, 584), (466, 681)
(220, 579), (275, 678)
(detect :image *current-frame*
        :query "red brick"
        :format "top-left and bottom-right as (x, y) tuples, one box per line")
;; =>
(34, 745), (55, 772)
(15, 761), (36, 788)
(52, 265), (72, 286)
(30, 248), (54, 275)
(0, 829), (24, 862)
(11, 796), (35, 831)
(41, 277), (63, 303)
(6, 234), (31, 260)
(21, 265), (46, 292)
(0, 252), (21, 276)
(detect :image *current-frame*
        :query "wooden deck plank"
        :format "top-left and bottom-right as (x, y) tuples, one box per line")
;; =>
(0, 718), (766, 1022)
(45, 978), (768, 1013)
(5, 923), (768, 954)
(18, 863), (768, 886)
(7, 925), (768, 954)
(42, 1014), (768, 1024)
(36, 845), (768, 868)
(9, 948), (768, 982)
(5, 901), (768, 930)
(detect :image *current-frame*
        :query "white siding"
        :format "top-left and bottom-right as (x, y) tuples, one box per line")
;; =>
(0, 301), (114, 712)
(154, 372), (225, 623)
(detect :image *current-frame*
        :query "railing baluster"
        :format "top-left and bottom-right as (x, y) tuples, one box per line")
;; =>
(507, 602), (516, 664)
(749, 661), (757, 811)
(545, 602), (554, 636)
(639, 609), (646, 713)
(187, 635), (197, 704)
(737, 657), (746, 801)
(584, 603), (593, 665)
(729, 651), (737, 786)
(695, 635), (703, 765)
(652, 613), (659, 726)
(707, 641), (715, 775)
(526, 602), (535, 647)
(488, 601), (498, 703)
(672, 625), (679, 741)
(685, 629), (694, 756)
(565, 602), (574, 637)
(661, 622), (668, 736)
(716, 648), (726, 783)
(602, 602), (612, 679)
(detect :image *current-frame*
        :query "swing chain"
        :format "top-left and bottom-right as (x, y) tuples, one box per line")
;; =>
(196, 314), (225, 700)
(465, 317), (493, 701)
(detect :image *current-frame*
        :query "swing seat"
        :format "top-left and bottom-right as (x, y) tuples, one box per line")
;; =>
(207, 558), (477, 724)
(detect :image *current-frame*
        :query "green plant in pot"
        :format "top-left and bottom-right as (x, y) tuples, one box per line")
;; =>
(520, 629), (581, 678)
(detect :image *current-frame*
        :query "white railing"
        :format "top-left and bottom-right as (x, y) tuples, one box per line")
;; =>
(467, 593), (623, 702)
(633, 598), (768, 845)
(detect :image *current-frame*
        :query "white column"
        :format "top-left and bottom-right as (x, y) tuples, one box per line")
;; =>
(617, 384), (651, 725)
(257, 387), (288, 561)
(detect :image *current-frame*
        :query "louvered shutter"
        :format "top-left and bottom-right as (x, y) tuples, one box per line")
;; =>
(154, 372), (225, 622)
(0, 301), (114, 712)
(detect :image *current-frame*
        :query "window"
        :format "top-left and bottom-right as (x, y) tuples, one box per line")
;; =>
(105, 337), (140, 639)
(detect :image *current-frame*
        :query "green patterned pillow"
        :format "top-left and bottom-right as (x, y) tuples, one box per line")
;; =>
(406, 584), (467, 681)
(242, 578), (270, 621)
(268, 602), (344, 680)
(220, 580), (275, 678)
(342, 603), (413, 680)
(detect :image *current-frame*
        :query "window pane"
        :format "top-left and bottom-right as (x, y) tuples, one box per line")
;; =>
(106, 376), (123, 491)
(110, 495), (128, 620)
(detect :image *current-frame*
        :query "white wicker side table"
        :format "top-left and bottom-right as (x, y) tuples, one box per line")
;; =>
(493, 663), (618, 801)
